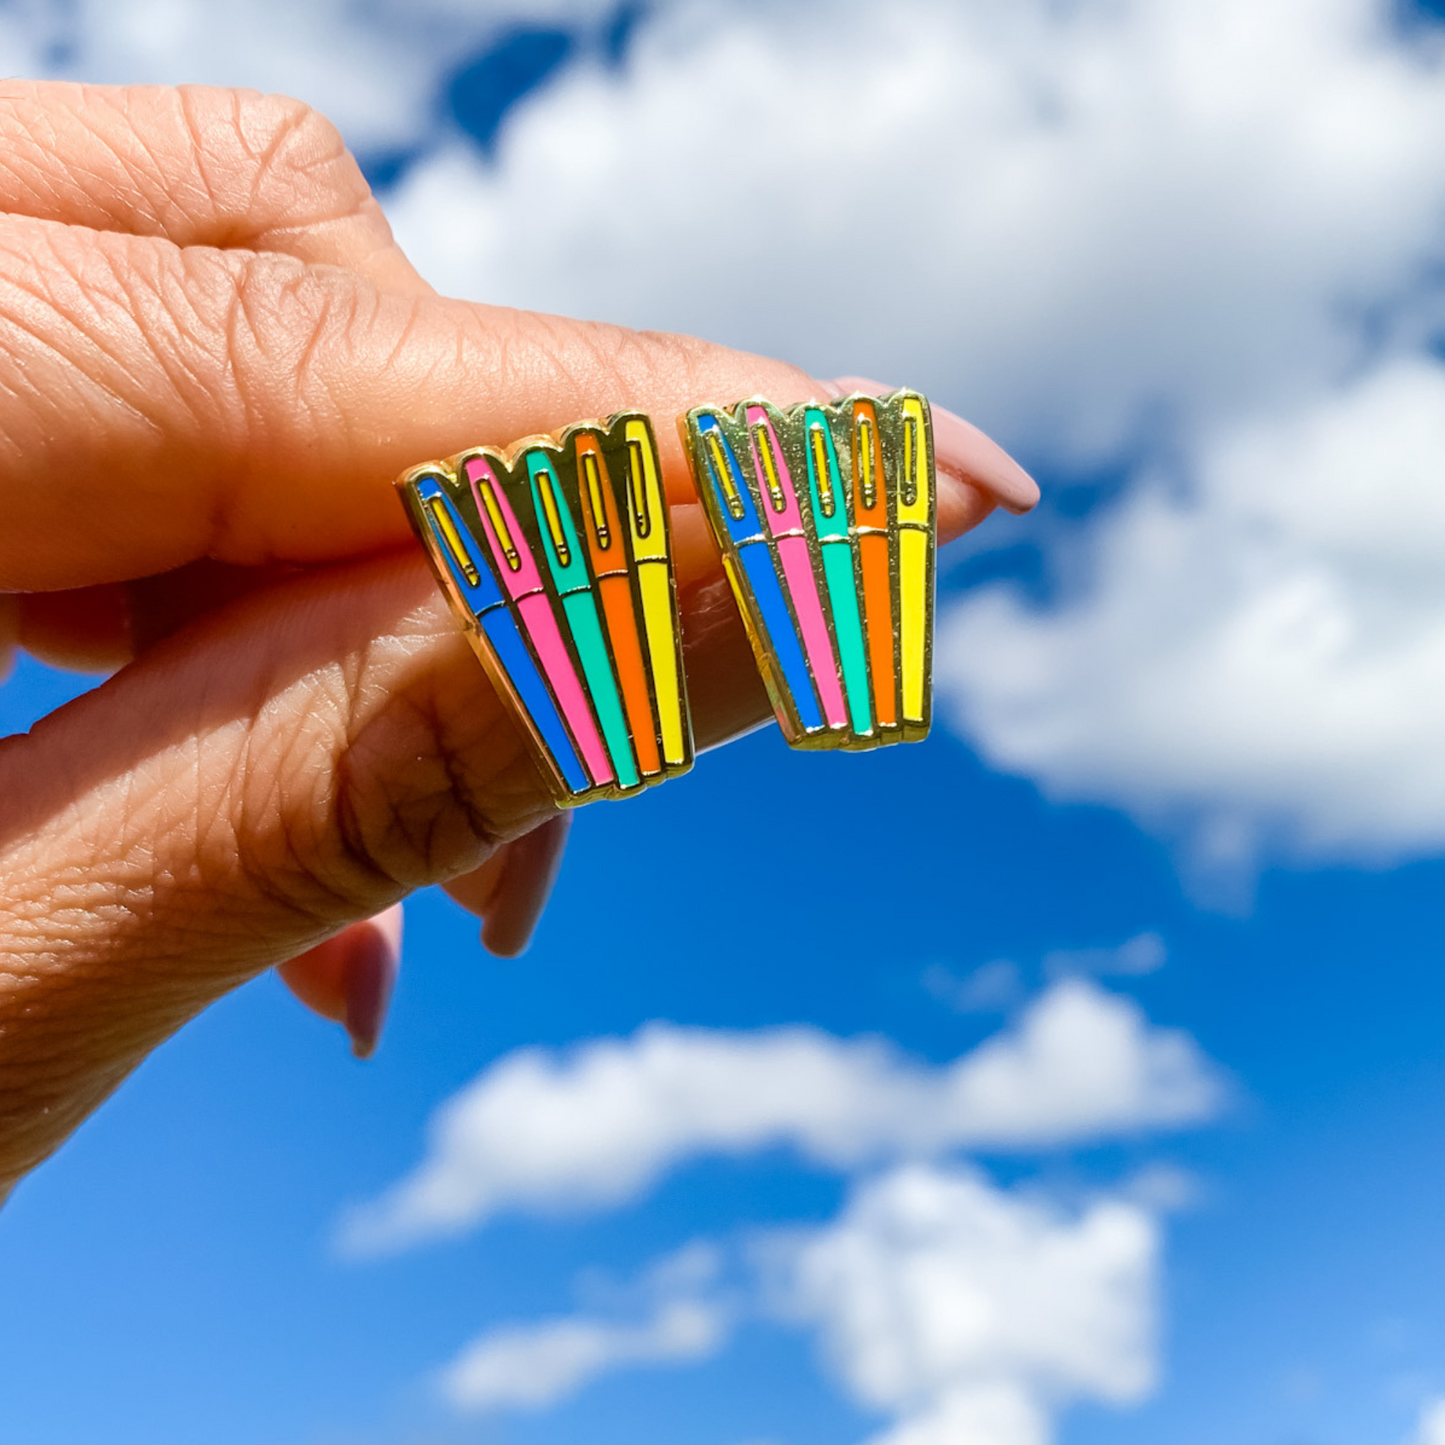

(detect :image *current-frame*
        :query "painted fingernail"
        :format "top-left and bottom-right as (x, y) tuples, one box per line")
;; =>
(0, 594), (17, 683)
(344, 903), (404, 1059)
(480, 813), (572, 958)
(824, 375), (1040, 514)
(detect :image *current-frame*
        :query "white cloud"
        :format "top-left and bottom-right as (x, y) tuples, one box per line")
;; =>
(441, 1299), (726, 1413)
(1121, 1163), (1201, 1214)
(1413, 1398), (1445, 1445)
(384, 0), (1445, 460)
(923, 958), (1027, 1014)
(924, 934), (1165, 1014)
(5, 0), (623, 155)
(941, 354), (1445, 878)
(434, 1165), (1169, 1440)
(439, 1241), (729, 1414)
(771, 1164), (1158, 1445)
(1044, 933), (1166, 980)
(340, 980), (1220, 1253)
(0, 5), (59, 79)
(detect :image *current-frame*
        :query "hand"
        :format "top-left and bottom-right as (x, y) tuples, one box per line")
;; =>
(0, 81), (1038, 1194)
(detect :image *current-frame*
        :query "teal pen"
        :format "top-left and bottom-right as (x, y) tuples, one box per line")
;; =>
(803, 407), (872, 735)
(526, 452), (640, 788)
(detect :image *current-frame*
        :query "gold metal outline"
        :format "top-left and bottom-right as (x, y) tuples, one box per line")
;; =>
(678, 389), (936, 751)
(395, 412), (695, 807)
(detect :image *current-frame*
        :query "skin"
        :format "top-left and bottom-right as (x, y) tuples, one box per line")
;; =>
(0, 82), (1034, 1197)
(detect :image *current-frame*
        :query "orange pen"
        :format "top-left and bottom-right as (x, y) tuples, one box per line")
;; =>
(850, 400), (897, 729)
(575, 435), (663, 777)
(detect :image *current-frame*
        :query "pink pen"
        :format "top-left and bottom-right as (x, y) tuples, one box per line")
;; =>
(744, 406), (848, 729)
(463, 455), (615, 786)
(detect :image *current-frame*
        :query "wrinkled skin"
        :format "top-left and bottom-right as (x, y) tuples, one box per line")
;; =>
(0, 82), (1028, 1196)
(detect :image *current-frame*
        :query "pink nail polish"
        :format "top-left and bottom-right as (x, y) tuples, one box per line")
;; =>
(480, 813), (572, 958)
(823, 375), (1040, 514)
(344, 904), (403, 1059)
(0, 594), (17, 683)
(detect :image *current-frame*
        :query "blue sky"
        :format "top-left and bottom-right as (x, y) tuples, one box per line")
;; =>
(6, 3), (1445, 1444)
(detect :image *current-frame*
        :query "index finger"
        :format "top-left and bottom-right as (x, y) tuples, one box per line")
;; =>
(0, 218), (1016, 592)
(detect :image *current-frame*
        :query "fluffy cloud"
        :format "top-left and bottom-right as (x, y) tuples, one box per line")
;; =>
(441, 1298), (724, 1412)
(923, 958), (1028, 1015)
(440, 1243), (729, 1414)
(1414, 1399), (1445, 1445)
(340, 981), (1220, 1253)
(1044, 933), (1166, 980)
(384, 0), (1445, 459)
(2, 0), (623, 155)
(941, 354), (1445, 877)
(435, 1167), (1165, 1440)
(770, 1164), (1158, 1445)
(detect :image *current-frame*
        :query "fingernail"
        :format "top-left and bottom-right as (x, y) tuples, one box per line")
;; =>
(343, 903), (403, 1059)
(480, 813), (572, 958)
(824, 375), (1040, 514)
(0, 594), (17, 684)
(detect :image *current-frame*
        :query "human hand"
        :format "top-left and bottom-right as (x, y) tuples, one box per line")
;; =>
(0, 81), (1038, 1193)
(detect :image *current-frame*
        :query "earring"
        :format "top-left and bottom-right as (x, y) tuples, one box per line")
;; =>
(680, 389), (936, 750)
(397, 412), (693, 806)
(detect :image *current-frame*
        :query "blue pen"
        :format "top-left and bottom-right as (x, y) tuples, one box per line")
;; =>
(414, 473), (590, 795)
(694, 413), (823, 732)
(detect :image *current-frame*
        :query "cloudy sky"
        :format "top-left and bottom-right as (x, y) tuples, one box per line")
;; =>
(6, 2), (1445, 1443)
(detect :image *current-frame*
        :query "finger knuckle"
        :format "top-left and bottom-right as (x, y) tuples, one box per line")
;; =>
(186, 87), (374, 228)
(331, 646), (524, 894)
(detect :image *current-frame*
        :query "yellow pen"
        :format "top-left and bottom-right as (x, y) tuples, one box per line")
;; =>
(622, 417), (687, 766)
(894, 393), (935, 733)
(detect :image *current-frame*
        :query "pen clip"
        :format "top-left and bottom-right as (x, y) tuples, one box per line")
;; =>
(808, 421), (835, 518)
(856, 412), (876, 512)
(902, 412), (920, 509)
(478, 478), (523, 571)
(752, 420), (788, 513)
(580, 447), (611, 550)
(424, 492), (480, 586)
(535, 463), (572, 568)
(626, 437), (652, 539)
(703, 424), (746, 522)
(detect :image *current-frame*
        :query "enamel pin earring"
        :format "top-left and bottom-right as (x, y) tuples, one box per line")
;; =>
(396, 412), (693, 806)
(680, 389), (937, 749)
(397, 390), (937, 805)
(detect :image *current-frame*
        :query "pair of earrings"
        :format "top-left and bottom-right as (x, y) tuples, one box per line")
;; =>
(396, 390), (937, 807)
